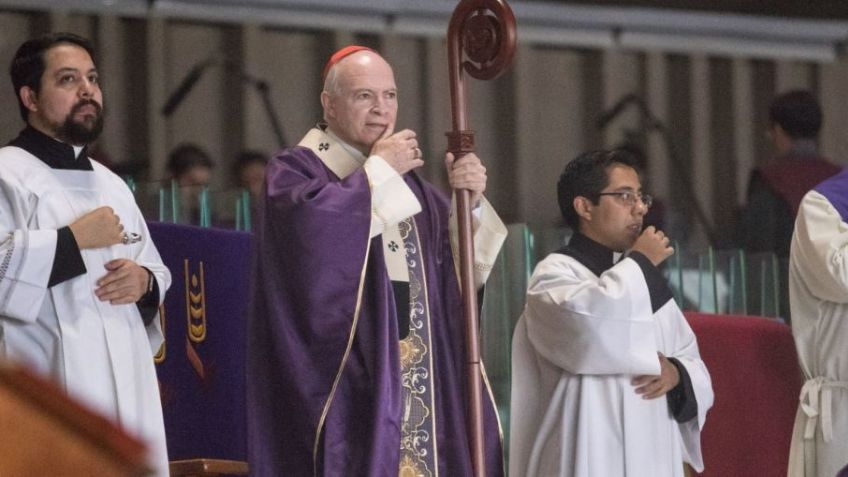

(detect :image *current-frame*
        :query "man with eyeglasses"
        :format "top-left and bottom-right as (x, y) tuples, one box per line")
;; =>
(509, 149), (713, 477)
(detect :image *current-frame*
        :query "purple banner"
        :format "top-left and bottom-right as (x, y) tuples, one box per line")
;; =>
(149, 222), (251, 462)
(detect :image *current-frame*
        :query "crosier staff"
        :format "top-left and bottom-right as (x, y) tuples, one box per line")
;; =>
(446, 1), (516, 475)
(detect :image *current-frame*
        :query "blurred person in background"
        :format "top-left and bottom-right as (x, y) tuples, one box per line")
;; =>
(232, 149), (268, 202)
(166, 142), (214, 224)
(738, 90), (840, 257)
(167, 142), (214, 188)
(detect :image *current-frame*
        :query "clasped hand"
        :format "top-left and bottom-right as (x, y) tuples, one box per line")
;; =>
(95, 259), (149, 305)
(631, 352), (680, 399)
(69, 206), (148, 304)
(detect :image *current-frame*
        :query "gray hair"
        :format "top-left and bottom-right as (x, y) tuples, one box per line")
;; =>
(322, 64), (343, 97)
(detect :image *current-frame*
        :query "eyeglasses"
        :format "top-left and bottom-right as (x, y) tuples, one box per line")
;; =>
(596, 191), (653, 209)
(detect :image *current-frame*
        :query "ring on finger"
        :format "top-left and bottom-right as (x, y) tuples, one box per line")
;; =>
(122, 232), (142, 245)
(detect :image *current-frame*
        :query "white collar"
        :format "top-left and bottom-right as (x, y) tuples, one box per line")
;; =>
(297, 124), (367, 179)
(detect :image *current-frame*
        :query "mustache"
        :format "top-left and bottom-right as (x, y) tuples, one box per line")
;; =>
(72, 99), (102, 115)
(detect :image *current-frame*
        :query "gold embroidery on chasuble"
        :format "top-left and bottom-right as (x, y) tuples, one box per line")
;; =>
(398, 217), (438, 477)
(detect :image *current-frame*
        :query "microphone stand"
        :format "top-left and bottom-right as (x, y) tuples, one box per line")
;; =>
(162, 58), (286, 148)
(236, 71), (286, 149)
(640, 102), (717, 246)
(601, 95), (717, 245)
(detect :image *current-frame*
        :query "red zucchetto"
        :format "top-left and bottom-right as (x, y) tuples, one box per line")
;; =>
(322, 45), (375, 82)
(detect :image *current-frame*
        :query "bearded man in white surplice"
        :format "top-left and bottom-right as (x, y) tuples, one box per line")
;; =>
(0, 33), (170, 475)
(510, 149), (713, 477)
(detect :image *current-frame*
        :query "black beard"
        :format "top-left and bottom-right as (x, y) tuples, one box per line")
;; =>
(57, 100), (104, 145)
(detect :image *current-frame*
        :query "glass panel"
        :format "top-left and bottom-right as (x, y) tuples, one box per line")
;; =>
(128, 178), (252, 231)
(528, 225), (570, 267)
(741, 252), (785, 320)
(697, 247), (718, 314)
(666, 243), (703, 312)
(665, 240), (685, 307)
(481, 223), (534, 453)
(725, 249), (748, 315)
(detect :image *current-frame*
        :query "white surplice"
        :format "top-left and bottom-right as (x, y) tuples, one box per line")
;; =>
(0, 146), (171, 476)
(788, 189), (848, 477)
(510, 249), (712, 477)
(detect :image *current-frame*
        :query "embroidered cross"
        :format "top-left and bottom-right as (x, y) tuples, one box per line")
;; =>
(388, 241), (399, 252)
(319, 142), (330, 151)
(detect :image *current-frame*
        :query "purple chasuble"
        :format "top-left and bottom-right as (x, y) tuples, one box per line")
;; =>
(247, 146), (503, 476)
(814, 167), (848, 222)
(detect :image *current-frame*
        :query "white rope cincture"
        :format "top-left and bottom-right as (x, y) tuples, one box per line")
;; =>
(799, 376), (848, 442)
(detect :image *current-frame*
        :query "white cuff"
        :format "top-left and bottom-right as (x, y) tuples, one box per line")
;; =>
(364, 155), (421, 238)
(449, 195), (507, 288)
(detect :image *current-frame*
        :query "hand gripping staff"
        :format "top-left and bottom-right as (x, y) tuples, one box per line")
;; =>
(446, 1), (516, 475)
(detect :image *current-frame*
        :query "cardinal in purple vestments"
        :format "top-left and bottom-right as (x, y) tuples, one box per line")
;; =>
(247, 47), (507, 476)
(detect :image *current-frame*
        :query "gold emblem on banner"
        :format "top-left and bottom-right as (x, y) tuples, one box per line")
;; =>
(154, 304), (166, 363)
(184, 259), (207, 343)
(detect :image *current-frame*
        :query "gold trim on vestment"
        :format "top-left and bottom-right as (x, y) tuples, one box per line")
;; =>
(311, 142), (375, 477)
(409, 215), (440, 476)
(480, 360), (506, 475)
(312, 223), (372, 477)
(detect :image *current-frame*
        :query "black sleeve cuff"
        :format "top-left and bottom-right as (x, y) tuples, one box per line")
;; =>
(628, 251), (674, 313)
(666, 357), (698, 423)
(48, 226), (87, 287)
(135, 268), (161, 327)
